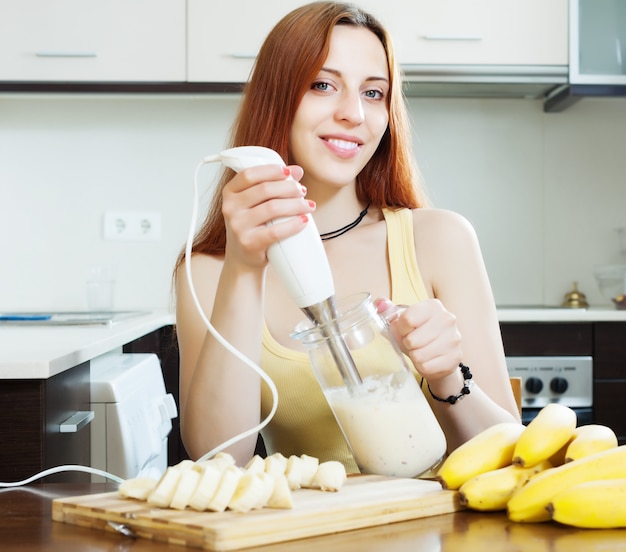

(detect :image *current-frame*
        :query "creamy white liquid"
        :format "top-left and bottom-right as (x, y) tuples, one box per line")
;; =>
(325, 372), (446, 478)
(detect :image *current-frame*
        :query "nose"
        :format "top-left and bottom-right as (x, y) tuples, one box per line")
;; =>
(335, 89), (365, 125)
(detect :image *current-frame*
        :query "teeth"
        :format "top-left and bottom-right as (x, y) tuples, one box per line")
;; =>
(328, 139), (358, 150)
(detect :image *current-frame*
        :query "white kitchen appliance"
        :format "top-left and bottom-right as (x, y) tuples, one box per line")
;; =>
(90, 353), (177, 481)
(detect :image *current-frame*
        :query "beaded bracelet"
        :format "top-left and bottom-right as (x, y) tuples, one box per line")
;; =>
(427, 363), (473, 405)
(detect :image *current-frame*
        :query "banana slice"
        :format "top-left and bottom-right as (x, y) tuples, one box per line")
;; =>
(118, 477), (158, 501)
(147, 466), (183, 507)
(188, 462), (222, 511)
(266, 474), (293, 509)
(253, 473), (275, 509)
(207, 465), (242, 512)
(264, 452), (288, 478)
(228, 472), (266, 513)
(244, 454), (266, 474)
(299, 454), (320, 488)
(312, 461), (347, 492)
(170, 467), (202, 510)
(285, 455), (304, 490)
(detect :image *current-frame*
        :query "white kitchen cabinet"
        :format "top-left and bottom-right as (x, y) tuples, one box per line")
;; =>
(0, 0), (186, 82)
(188, 0), (567, 84)
(380, 0), (568, 67)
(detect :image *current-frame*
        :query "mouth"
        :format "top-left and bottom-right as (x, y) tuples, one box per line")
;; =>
(322, 136), (363, 158)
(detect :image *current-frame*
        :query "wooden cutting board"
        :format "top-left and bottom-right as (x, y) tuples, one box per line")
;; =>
(52, 474), (462, 551)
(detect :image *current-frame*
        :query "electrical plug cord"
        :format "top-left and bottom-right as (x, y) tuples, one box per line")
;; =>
(186, 157), (279, 463)
(0, 155), (278, 489)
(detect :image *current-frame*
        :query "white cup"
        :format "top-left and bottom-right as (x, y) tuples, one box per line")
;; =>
(85, 266), (116, 311)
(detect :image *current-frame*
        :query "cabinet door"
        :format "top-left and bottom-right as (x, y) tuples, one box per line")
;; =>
(187, 0), (403, 83)
(366, 0), (568, 66)
(0, 0), (186, 81)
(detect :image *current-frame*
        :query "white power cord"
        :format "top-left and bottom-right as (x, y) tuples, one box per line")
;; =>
(186, 158), (279, 463)
(0, 157), (278, 489)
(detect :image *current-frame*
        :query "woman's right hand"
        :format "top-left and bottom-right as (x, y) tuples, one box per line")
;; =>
(221, 163), (312, 268)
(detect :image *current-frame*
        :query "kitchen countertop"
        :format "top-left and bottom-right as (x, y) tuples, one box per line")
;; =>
(0, 309), (175, 379)
(3, 482), (625, 552)
(1, 307), (625, 380)
(496, 306), (626, 322)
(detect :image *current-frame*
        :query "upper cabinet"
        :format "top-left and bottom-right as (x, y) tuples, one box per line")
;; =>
(0, 0), (186, 81)
(0, 0), (567, 86)
(378, 0), (568, 67)
(188, 0), (568, 84)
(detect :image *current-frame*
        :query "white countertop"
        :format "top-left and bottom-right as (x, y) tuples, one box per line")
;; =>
(0, 310), (175, 379)
(496, 306), (626, 322)
(1, 307), (625, 380)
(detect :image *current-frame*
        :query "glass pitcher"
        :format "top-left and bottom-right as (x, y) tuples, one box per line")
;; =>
(291, 292), (447, 478)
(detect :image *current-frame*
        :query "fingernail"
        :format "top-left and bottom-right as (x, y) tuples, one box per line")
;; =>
(282, 167), (291, 176)
(300, 185), (307, 195)
(300, 214), (309, 223)
(307, 200), (316, 209)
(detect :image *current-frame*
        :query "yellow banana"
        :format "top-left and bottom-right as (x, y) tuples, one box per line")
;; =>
(512, 403), (577, 468)
(458, 460), (552, 511)
(436, 422), (526, 490)
(507, 444), (626, 523)
(564, 424), (618, 462)
(548, 478), (626, 528)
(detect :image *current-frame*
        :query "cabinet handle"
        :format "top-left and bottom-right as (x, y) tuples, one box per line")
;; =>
(422, 35), (483, 41)
(35, 51), (98, 58)
(59, 410), (95, 433)
(230, 52), (257, 59)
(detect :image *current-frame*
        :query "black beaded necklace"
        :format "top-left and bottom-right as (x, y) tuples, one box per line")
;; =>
(319, 203), (370, 241)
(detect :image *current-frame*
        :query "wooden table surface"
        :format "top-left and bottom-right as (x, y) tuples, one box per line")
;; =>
(2, 482), (626, 551)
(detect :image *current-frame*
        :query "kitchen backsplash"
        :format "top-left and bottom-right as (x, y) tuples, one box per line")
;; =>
(1, 95), (625, 312)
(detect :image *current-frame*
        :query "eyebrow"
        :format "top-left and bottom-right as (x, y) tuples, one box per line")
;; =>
(319, 66), (389, 84)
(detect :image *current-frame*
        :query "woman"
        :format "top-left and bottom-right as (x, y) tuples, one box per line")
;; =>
(174, 2), (520, 472)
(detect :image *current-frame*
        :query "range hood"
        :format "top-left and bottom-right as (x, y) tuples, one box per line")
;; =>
(401, 64), (568, 100)
(544, 0), (626, 112)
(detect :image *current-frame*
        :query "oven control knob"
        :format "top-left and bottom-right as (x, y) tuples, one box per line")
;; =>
(550, 377), (568, 394)
(525, 377), (543, 394)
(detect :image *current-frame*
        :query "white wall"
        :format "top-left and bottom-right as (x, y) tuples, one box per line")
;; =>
(1, 94), (625, 312)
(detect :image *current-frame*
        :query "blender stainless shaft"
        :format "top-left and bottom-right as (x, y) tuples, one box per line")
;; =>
(301, 297), (362, 389)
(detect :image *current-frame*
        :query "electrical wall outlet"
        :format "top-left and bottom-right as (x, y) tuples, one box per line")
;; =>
(103, 211), (161, 241)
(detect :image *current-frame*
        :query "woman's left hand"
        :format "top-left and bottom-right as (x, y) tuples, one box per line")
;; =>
(376, 298), (463, 382)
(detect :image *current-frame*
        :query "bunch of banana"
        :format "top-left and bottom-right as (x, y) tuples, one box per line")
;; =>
(118, 452), (347, 514)
(434, 403), (625, 529)
(507, 445), (626, 523)
(512, 403), (577, 468)
(563, 424), (618, 463)
(547, 478), (626, 529)
(436, 422), (526, 490)
(458, 460), (552, 511)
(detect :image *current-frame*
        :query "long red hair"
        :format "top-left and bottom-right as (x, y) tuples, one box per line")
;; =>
(177, 1), (428, 265)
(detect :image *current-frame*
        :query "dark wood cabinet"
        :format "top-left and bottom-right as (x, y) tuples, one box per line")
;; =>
(593, 322), (626, 445)
(0, 362), (91, 483)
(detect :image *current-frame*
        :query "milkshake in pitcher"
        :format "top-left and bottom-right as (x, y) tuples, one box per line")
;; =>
(292, 293), (447, 478)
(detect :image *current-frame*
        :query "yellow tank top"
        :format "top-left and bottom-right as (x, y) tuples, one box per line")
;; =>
(260, 208), (429, 472)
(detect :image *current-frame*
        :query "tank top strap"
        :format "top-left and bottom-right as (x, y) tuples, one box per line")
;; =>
(382, 208), (429, 305)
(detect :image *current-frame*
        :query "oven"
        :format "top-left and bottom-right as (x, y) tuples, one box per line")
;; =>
(506, 356), (593, 425)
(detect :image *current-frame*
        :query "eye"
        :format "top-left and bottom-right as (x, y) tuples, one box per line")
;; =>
(364, 89), (385, 100)
(312, 81), (335, 93)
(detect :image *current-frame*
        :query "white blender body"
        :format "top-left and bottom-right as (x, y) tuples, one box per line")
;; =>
(213, 147), (334, 309)
(205, 146), (361, 388)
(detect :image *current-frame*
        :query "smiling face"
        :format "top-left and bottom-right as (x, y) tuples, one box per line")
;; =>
(289, 24), (390, 194)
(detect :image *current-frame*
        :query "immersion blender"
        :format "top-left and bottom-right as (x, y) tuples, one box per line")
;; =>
(203, 146), (362, 389)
